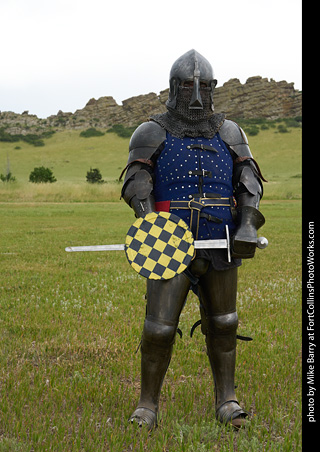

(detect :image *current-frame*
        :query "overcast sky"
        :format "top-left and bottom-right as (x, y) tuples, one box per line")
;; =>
(1, 0), (302, 119)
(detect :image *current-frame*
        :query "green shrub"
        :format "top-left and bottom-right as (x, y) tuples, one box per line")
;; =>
(80, 128), (105, 138)
(0, 128), (54, 146)
(277, 125), (289, 133)
(41, 130), (55, 139)
(283, 118), (301, 128)
(106, 124), (137, 138)
(29, 166), (57, 183)
(0, 172), (16, 182)
(0, 128), (19, 143)
(246, 126), (260, 136)
(86, 167), (104, 183)
(22, 134), (45, 146)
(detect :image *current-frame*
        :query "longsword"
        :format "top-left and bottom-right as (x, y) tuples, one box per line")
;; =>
(65, 226), (268, 263)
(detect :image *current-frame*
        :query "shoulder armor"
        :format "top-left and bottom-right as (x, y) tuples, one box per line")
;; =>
(219, 119), (253, 158)
(120, 121), (166, 184)
(128, 121), (166, 164)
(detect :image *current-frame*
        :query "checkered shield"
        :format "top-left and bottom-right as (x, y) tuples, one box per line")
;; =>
(125, 212), (194, 280)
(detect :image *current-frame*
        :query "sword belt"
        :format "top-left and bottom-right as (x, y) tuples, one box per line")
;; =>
(156, 196), (235, 240)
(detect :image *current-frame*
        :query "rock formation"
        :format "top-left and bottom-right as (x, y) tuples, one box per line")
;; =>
(0, 76), (302, 135)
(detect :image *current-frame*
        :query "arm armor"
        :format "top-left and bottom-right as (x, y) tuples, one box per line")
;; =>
(120, 121), (166, 217)
(219, 119), (252, 159)
(220, 120), (266, 258)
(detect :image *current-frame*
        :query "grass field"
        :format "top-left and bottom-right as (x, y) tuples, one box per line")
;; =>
(0, 126), (302, 451)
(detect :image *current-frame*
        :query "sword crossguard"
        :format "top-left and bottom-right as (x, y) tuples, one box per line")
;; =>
(225, 224), (231, 263)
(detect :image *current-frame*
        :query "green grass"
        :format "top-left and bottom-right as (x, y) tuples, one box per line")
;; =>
(0, 200), (301, 451)
(247, 127), (302, 200)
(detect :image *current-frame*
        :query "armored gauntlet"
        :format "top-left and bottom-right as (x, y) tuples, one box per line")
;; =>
(122, 165), (155, 218)
(232, 160), (265, 258)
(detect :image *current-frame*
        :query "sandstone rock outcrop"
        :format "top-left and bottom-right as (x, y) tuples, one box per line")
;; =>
(0, 76), (302, 135)
(213, 76), (301, 119)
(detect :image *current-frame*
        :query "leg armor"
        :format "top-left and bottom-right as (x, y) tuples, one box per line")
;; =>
(206, 312), (247, 426)
(130, 316), (176, 428)
(198, 266), (248, 427)
(130, 272), (190, 429)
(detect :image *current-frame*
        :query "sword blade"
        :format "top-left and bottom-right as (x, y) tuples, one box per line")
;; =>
(65, 244), (125, 252)
(65, 240), (228, 253)
(194, 239), (228, 249)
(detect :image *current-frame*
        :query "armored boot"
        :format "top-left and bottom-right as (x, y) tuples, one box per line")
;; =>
(205, 311), (248, 428)
(129, 316), (177, 430)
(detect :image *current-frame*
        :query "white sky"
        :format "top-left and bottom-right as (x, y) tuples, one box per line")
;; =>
(0, 0), (302, 119)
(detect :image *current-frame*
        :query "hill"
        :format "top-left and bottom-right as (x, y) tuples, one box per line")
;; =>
(0, 121), (301, 202)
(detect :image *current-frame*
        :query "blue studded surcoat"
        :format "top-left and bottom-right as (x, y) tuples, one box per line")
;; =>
(153, 132), (236, 240)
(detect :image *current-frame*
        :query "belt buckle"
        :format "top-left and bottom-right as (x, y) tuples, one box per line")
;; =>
(188, 198), (203, 211)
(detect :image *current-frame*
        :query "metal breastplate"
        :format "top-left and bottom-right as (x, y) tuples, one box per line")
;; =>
(153, 133), (236, 240)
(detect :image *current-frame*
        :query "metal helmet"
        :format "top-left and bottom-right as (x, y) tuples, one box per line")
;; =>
(166, 49), (217, 111)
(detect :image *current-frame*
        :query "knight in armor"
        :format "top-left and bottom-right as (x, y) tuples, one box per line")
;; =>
(120, 49), (266, 429)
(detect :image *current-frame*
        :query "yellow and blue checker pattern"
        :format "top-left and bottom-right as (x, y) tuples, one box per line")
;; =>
(125, 212), (195, 280)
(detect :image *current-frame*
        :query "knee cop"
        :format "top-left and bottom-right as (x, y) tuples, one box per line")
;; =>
(207, 311), (238, 335)
(142, 315), (178, 351)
